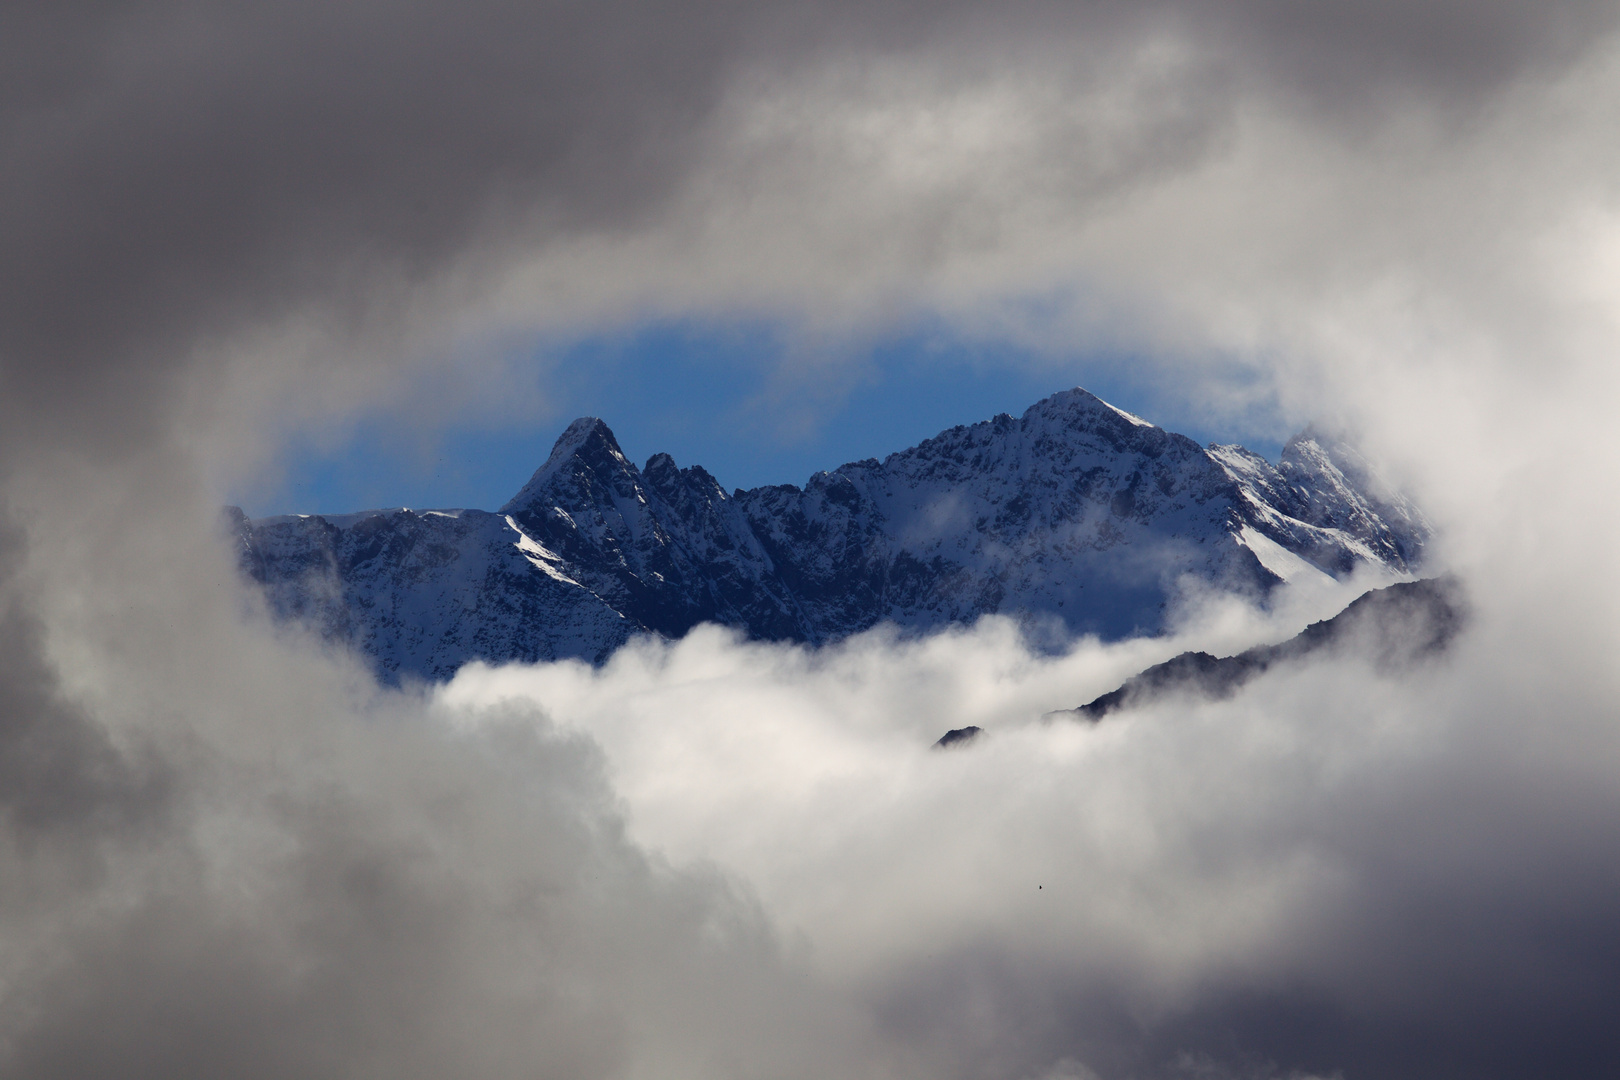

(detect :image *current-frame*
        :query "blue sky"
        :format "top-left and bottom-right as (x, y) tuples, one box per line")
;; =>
(235, 318), (1287, 517)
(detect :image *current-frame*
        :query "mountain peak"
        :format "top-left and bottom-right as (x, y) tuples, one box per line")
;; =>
(1024, 386), (1159, 430)
(500, 417), (633, 514)
(548, 416), (623, 463)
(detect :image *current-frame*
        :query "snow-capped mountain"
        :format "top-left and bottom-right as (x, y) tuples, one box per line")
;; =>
(234, 388), (1429, 681)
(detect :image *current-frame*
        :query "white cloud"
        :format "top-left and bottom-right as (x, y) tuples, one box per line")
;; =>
(428, 526), (1620, 1075)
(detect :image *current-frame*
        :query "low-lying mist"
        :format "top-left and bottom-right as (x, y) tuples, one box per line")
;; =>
(433, 554), (1620, 1079)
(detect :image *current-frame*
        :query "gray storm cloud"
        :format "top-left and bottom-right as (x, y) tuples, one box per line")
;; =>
(4, 2), (1620, 1079)
(5, 0), (1618, 455)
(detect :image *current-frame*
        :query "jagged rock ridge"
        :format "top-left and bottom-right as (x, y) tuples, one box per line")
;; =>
(235, 388), (1430, 681)
(1059, 576), (1465, 723)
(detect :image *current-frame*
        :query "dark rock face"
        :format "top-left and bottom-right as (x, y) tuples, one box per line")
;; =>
(934, 726), (985, 749)
(235, 388), (1431, 681)
(1066, 576), (1466, 722)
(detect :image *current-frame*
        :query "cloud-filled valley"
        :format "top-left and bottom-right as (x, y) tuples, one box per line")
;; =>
(437, 565), (1617, 1079)
(4, 2), (1620, 1078)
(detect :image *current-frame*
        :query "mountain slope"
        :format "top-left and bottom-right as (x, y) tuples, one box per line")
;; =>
(1058, 576), (1465, 723)
(236, 388), (1430, 680)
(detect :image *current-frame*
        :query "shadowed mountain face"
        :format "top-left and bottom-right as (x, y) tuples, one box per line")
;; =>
(1061, 576), (1466, 723)
(934, 726), (985, 750)
(235, 388), (1430, 681)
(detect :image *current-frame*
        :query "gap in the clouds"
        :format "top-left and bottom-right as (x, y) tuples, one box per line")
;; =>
(232, 317), (1287, 517)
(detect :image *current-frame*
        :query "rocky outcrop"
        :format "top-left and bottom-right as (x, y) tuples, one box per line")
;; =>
(1059, 576), (1465, 723)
